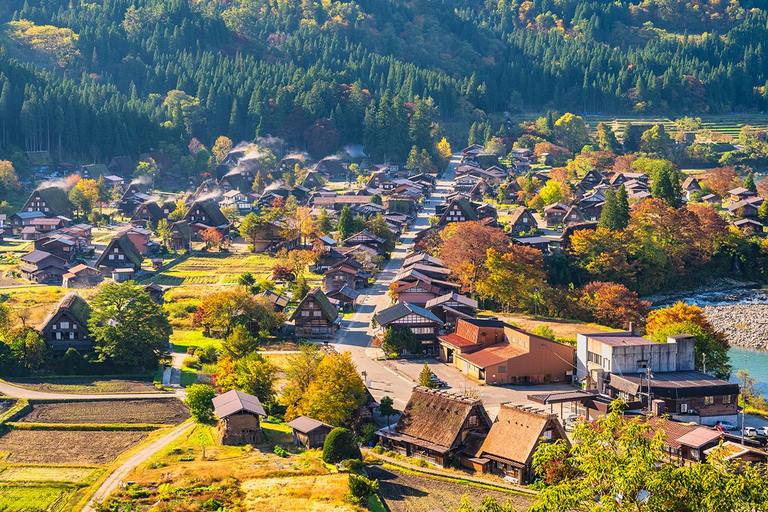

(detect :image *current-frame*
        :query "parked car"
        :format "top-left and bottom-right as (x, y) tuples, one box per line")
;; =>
(564, 414), (580, 431)
(429, 372), (447, 388)
(741, 427), (758, 437)
(715, 421), (737, 431)
(758, 426), (768, 437)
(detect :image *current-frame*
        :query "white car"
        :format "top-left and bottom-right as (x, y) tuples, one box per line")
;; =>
(758, 426), (768, 437)
(741, 427), (757, 437)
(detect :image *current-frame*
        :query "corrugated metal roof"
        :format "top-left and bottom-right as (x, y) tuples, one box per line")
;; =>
(212, 389), (266, 419)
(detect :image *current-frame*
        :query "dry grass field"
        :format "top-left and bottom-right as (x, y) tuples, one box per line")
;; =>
(17, 398), (189, 425)
(243, 473), (355, 512)
(0, 429), (148, 464)
(0, 465), (96, 483)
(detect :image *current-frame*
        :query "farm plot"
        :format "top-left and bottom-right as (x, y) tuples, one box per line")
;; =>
(367, 465), (534, 512)
(147, 253), (279, 286)
(0, 465), (95, 483)
(0, 484), (73, 511)
(0, 430), (148, 464)
(6, 376), (159, 395)
(17, 398), (189, 425)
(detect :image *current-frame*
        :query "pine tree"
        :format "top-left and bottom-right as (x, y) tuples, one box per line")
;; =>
(338, 205), (353, 241)
(744, 171), (757, 193)
(758, 200), (768, 224)
(652, 168), (682, 208)
(614, 185), (630, 228)
(418, 363), (436, 388)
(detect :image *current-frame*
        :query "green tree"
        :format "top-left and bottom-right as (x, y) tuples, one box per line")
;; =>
(348, 474), (379, 504)
(554, 113), (589, 153)
(599, 185), (630, 230)
(88, 282), (172, 370)
(221, 324), (259, 359)
(337, 205), (354, 241)
(378, 396), (397, 428)
(184, 384), (217, 423)
(651, 167), (682, 208)
(744, 171), (757, 193)
(155, 218), (172, 248)
(293, 273), (310, 300)
(418, 362), (437, 388)
(596, 122), (620, 153)
(239, 212), (266, 252)
(640, 124), (672, 156)
(322, 427), (362, 463)
(370, 193), (383, 205)
(758, 199), (768, 224)
(381, 327), (420, 355)
(316, 208), (334, 235)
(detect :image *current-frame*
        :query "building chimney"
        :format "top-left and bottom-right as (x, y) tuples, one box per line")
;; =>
(628, 322), (635, 335)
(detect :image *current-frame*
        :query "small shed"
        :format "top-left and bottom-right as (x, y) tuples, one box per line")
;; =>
(287, 416), (334, 449)
(212, 389), (267, 445)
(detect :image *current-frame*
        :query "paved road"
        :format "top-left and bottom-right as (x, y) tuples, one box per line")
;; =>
(83, 421), (194, 512)
(331, 155), (575, 418)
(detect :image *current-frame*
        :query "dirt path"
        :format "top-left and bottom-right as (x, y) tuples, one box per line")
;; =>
(0, 379), (183, 399)
(367, 465), (535, 512)
(83, 421), (194, 512)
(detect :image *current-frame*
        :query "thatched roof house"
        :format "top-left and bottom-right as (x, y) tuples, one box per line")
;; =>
(475, 404), (569, 484)
(377, 387), (492, 468)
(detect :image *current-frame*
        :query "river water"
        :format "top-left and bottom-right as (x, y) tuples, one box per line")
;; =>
(666, 288), (768, 393)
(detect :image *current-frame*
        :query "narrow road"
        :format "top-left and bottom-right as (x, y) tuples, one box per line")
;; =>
(332, 154), (460, 408)
(83, 421), (194, 512)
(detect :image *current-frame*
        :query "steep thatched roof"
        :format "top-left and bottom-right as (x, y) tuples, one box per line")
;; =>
(395, 387), (489, 451)
(96, 234), (143, 268)
(290, 287), (338, 322)
(476, 404), (569, 465)
(40, 292), (91, 331)
(34, 186), (73, 217)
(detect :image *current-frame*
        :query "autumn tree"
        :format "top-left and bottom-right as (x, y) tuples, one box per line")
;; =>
(419, 362), (438, 388)
(646, 302), (730, 378)
(201, 227), (223, 250)
(194, 289), (284, 337)
(69, 178), (99, 217)
(703, 166), (739, 196)
(568, 228), (639, 288)
(554, 113), (590, 153)
(0, 160), (21, 193)
(282, 343), (325, 420)
(579, 281), (650, 329)
(212, 135), (233, 163)
(221, 324), (259, 359)
(239, 212), (267, 252)
(439, 222), (510, 293)
(216, 352), (277, 406)
(295, 352), (366, 427)
(436, 137), (452, 164)
(478, 247), (548, 312)
(640, 124), (672, 156)
(651, 166), (682, 207)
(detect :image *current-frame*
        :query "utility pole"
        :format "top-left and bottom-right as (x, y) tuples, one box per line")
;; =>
(646, 366), (653, 411)
(702, 352), (707, 375)
(741, 353), (748, 445)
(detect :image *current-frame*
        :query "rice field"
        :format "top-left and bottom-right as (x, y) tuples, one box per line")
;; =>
(145, 253), (280, 286)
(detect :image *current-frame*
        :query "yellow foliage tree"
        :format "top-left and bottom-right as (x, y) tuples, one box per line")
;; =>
(296, 352), (366, 427)
(212, 136), (234, 164)
(437, 137), (452, 161)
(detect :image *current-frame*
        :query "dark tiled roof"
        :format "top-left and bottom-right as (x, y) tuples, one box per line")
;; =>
(373, 302), (442, 326)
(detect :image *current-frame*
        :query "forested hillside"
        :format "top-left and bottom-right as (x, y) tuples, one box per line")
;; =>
(2, 0), (768, 161)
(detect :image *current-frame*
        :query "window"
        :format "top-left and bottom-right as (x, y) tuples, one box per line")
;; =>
(497, 365), (507, 373)
(723, 395), (732, 404)
(118, 254), (124, 260)
(60, 321), (69, 329)
(108, 254), (114, 260)
(704, 396), (714, 406)
(637, 360), (648, 369)
(301, 310), (309, 317)
(543, 429), (553, 441)
(313, 311), (322, 317)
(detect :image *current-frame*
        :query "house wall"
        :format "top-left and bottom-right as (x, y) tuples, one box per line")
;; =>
(218, 412), (261, 445)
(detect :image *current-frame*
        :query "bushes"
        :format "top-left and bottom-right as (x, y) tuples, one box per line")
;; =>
(348, 474), (378, 504)
(322, 427), (361, 464)
(184, 384), (216, 423)
(273, 445), (289, 457)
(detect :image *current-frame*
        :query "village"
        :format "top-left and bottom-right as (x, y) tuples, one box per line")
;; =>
(1, 115), (768, 510)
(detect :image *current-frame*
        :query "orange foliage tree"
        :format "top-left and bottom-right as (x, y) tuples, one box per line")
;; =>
(439, 221), (510, 293)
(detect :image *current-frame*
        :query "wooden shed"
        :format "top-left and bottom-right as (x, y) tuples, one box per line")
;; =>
(212, 390), (267, 445)
(287, 416), (334, 449)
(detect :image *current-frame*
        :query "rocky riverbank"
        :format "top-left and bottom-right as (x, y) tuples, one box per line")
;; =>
(704, 304), (768, 349)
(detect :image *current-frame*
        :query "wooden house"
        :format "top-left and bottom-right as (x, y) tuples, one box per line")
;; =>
(212, 390), (267, 445)
(168, 221), (192, 251)
(19, 250), (68, 283)
(372, 302), (444, 354)
(258, 290), (290, 312)
(578, 170), (604, 192)
(391, 267), (461, 306)
(682, 177), (702, 201)
(144, 282), (166, 304)
(562, 205), (585, 227)
(734, 218), (764, 235)
(425, 292), (478, 330)
(62, 264), (103, 289)
(475, 405), (570, 484)
(323, 261), (368, 292)
(95, 235), (143, 273)
(327, 285), (360, 311)
(728, 187), (757, 202)
(376, 387), (492, 468)
(508, 207), (537, 235)
(314, 157), (348, 178)
(34, 233), (78, 262)
(38, 292), (93, 352)
(108, 156), (136, 177)
(343, 229), (387, 253)
(290, 287), (340, 337)
(436, 197), (478, 227)
(287, 416), (334, 449)
(543, 202), (569, 226)
(131, 200), (166, 226)
(20, 187), (73, 218)
(184, 199), (230, 239)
